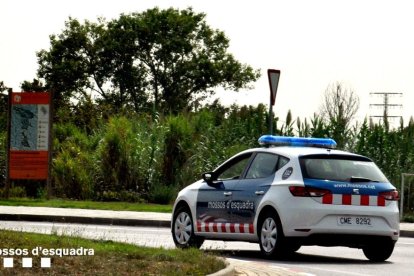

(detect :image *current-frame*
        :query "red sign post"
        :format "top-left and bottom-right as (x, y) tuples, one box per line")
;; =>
(7, 92), (52, 183)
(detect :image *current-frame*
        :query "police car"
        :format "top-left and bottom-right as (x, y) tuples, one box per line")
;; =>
(171, 135), (400, 261)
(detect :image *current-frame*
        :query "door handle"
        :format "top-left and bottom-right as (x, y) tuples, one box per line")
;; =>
(255, 191), (265, 196)
(223, 192), (232, 197)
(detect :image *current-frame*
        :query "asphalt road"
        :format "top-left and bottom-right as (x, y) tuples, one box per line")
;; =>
(1, 221), (413, 276)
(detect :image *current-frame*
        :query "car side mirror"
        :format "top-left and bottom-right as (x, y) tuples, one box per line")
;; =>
(202, 172), (216, 185)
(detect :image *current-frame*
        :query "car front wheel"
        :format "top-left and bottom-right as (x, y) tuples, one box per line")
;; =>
(172, 206), (204, 249)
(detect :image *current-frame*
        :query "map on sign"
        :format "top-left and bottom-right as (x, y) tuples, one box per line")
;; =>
(10, 104), (49, 151)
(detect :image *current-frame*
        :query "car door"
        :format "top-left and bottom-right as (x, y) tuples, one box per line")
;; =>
(230, 152), (281, 233)
(196, 153), (253, 234)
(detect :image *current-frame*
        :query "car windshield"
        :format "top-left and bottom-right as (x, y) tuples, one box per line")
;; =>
(299, 154), (389, 183)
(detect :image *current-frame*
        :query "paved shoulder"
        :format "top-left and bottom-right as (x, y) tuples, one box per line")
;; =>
(0, 206), (171, 227)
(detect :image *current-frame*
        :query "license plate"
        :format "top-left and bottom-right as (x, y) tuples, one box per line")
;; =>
(337, 216), (373, 227)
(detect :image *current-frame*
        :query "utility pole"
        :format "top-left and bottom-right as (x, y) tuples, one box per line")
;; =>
(369, 92), (402, 127)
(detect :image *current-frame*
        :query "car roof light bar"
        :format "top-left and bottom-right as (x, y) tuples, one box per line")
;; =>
(258, 135), (337, 149)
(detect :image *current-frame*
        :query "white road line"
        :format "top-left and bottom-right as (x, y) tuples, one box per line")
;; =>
(292, 265), (371, 276)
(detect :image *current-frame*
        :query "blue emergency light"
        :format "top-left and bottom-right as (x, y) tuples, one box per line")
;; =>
(258, 135), (337, 149)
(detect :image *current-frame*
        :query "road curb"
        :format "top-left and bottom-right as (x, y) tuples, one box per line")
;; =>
(208, 258), (235, 276)
(0, 214), (170, 228)
(400, 230), (414, 238)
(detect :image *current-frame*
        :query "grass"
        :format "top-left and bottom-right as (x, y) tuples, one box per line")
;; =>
(0, 198), (173, 213)
(0, 230), (225, 275)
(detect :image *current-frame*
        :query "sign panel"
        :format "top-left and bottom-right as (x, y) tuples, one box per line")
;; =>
(267, 69), (280, 106)
(8, 92), (51, 180)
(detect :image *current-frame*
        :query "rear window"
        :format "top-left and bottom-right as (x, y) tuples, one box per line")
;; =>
(299, 154), (389, 183)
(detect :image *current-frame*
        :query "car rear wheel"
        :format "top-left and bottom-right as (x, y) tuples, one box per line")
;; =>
(172, 206), (204, 249)
(362, 239), (395, 262)
(258, 211), (284, 258)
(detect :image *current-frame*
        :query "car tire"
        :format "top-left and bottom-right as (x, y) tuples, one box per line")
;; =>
(258, 211), (285, 258)
(172, 206), (204, 249)
(282, 242), (301, 254)
(362, 239), (395, 262)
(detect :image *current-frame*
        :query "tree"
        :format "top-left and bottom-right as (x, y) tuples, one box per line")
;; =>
(37, 18), (110, 110)
(36, 8), (260, 114)
(0, 81), (7, 92)
(0, 81), (9, 130)
(20, 79), (47, 92)
(21, 79), (47, 92)
(319, 81), (360, 148)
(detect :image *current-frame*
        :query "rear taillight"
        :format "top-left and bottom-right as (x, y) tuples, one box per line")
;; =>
(289, 186), (331, 197)
(379, 190), (400, 201)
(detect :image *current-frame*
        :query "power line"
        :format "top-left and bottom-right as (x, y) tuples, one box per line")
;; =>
(369, 92), (402, 123)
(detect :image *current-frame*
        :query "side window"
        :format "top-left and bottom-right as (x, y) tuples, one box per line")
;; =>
(217, 154), (252, 181)
(245, 153), (279, 179)
(277, 156), (290, 170)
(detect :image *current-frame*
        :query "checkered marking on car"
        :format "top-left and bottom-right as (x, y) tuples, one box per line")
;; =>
(197, 221), (254, 234)
(316, 194), (387, 206)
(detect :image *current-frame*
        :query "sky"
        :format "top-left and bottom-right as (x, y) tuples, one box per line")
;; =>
(1, 0), (414, 126)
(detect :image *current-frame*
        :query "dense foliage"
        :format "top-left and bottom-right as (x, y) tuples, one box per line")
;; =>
(1, 100), (414, 210)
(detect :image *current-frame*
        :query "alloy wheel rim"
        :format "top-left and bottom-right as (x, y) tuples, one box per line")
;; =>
(261, 217), (277, 253)
(174, 212), (192, 245)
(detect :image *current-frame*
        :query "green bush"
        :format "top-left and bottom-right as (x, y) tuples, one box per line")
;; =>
(54, 122), (101, 152)
(129, 114), (166, 196)
(52, 140), (95, 199)
(52, 123), (99, 199)
(96, 117), (139, 195)
(403, 213), (414, 223)
(97, 190), (143, 202)
(161, 115), (193, 188)
(148, 183), (177, 204)
(0, 186), (26, 198)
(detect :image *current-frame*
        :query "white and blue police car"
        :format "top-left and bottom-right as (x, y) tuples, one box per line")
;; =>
(171, 135), (400, 261)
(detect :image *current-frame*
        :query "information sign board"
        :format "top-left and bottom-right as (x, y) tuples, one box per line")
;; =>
(8, 92), (51, 180)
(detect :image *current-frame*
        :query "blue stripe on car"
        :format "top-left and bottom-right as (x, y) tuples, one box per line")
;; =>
(303, 178), (395, 195)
